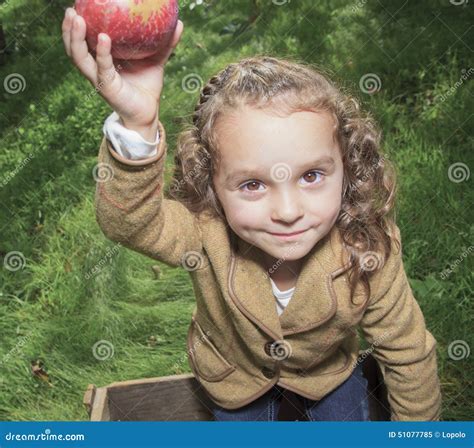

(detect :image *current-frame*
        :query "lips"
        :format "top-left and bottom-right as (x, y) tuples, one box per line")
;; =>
(269, 229), (307, 236)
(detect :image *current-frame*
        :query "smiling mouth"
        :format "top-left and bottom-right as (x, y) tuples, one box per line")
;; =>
(268, 229), (308, 237)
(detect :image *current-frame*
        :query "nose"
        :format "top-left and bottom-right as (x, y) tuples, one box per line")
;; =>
(270, 187), (304, 223)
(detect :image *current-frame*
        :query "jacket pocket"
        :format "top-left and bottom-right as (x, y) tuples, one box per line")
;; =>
(304, 344), (352, 376)
(187, 317), (236, 382)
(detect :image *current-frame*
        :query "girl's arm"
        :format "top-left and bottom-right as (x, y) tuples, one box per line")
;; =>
(61, 8), (200, 267)
(94, 118), (204, 268)
(359, 225), (442, 421)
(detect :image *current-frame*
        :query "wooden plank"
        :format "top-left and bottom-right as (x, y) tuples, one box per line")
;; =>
(90, 387), (110, 421)
(106, 374), (213, 421)
(85, 352), (390, 421)
(83, 384), (96, 417)
(106, 373), (196, 389)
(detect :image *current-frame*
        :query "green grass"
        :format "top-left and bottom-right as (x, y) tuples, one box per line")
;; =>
(0, 0), (472, 420)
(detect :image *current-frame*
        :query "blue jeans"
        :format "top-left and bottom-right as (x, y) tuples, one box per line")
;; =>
(210, 362), (370, 421)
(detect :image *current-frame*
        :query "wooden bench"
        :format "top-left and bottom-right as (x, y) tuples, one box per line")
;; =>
(83, 349), (391, 421)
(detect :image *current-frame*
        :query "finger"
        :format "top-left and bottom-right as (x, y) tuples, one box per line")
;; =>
(170, 19), (184, 49)
(151, 19), (184, 66)
(61, 7), (75, 57)
(70, 14), (98, 85)
(96, 33), (120, 91)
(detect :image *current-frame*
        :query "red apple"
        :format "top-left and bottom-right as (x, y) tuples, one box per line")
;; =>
(74, 0), (179, 60)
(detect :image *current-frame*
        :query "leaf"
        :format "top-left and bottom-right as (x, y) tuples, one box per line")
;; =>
(30, 360), (53, 387)
(151, 265), (161, 279)
(147, 335), (157, 347)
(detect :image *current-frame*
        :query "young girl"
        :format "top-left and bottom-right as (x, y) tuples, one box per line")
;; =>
(62, 8), (442, 421)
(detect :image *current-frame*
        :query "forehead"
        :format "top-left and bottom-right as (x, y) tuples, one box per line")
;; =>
(214, 105), (339, 169)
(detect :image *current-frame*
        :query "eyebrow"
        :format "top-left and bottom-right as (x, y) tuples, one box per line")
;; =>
(225, 155), (336, 184)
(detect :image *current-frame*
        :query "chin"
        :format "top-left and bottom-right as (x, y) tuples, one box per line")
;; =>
(265, 240), (312, 260)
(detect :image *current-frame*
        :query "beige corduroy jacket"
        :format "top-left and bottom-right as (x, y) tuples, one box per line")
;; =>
(94, 118), (442, 421)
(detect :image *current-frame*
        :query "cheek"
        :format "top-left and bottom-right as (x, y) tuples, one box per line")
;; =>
(305, 183), (343, 220)
(219, 194), (267, 230)
(307, 199), (340, 219)
(327, 194), (343, 220)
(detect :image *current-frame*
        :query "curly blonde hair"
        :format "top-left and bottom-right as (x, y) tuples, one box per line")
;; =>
(168, 55), (400, 303)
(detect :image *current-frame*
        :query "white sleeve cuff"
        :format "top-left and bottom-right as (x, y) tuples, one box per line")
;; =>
(102, 111), (159, 160)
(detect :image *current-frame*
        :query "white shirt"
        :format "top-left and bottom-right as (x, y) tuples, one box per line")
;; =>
(103, 111), (160, 159)
(103, 112), (296, 316)
(269, 278), (295, 316)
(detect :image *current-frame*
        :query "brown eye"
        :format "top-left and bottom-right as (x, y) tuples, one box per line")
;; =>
(245, 181), (260, 191)
(302, 171), (323, 184)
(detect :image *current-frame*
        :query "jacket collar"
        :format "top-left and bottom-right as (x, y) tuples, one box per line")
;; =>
(228, 225), (353, 340)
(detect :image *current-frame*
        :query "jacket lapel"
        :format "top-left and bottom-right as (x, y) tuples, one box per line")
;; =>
(228, 225), (353, 340)
(228, 236), (283, 341)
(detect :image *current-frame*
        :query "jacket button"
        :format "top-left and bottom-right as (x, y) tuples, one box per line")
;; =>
(261, 366), (276, 379)
(264, 341), (290, 360)
(264, 342), (274, 356)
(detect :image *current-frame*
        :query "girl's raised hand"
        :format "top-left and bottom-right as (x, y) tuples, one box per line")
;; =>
(61, 7), (184, 130)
